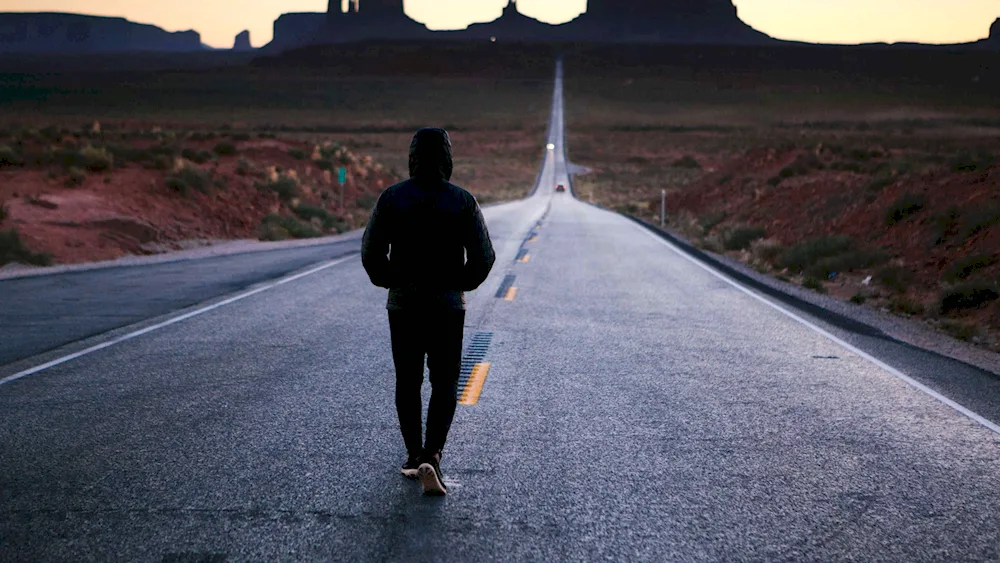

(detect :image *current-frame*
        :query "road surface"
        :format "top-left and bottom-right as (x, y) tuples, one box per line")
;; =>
(3, 61), (1000, 562)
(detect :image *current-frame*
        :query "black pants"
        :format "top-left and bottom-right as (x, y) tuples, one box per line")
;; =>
(388, 309), (465, 458)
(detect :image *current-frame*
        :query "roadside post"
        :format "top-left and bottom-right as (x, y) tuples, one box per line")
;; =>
(661, 189), (666, 228)
(337, 167), (347, 210)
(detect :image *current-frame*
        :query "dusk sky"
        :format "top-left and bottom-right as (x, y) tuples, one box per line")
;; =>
(0, 0), (996, 49)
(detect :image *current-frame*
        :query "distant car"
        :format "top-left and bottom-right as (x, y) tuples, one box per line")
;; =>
(555, 184), (566, 192)
(546, 143), (555, 150)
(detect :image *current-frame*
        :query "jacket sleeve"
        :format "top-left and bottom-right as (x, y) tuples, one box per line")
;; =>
(461, 196), (496, 291)
(361, 191), (394, 289)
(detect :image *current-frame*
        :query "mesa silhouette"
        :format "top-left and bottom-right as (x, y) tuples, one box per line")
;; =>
(0, 13), (204, 52)
(268, 0), (770, 52)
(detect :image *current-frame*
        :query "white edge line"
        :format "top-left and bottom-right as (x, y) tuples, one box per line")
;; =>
(0, 254), (357, 387)
(634, 223), (1000, 436)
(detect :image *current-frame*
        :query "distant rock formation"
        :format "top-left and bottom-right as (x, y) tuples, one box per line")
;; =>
(574, 0), (766, 44)
(269, 12), (328, 52)
(265, 0), (770, 51)
(0, 12), (204, 53)
(991, 18), (999, 44)
(443, 1), (573, 42)
(233, 30), (252, 51)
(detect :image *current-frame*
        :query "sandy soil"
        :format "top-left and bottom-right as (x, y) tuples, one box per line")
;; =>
(0, 130), (396, 264)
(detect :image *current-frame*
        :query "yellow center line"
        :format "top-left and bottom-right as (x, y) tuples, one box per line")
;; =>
(527, 236), (537, 243)
(459, 362), (491, 406)
(518, 254), (531, 263)
(504, 286), (518, 301)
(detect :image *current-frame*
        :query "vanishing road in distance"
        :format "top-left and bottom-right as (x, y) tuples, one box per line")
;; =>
(4, 61), (1000, 561)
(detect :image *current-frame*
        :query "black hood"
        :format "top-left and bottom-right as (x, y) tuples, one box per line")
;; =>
(408, 127), (453, 182)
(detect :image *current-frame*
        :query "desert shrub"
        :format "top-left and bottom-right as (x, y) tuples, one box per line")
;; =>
(258, 175), (300, 201)
(950, 151), (995, 173)
(778, 235), (854, 273)
(939, 281), (1000, 313)
(874, 265), (914, 293)
(235, 158), (253, 176)
(79, 145), (113, 172)
(188, 131), (217, 141)
(615, 203), (642, 215)
(850, 293), (867, 305)
(319, 143), (343, 158)
(956, 203), (1000, 242)
(806, 250), (887, 280)
(888, 296), (925, 316)
(779, 235), (886, 279)
(866, 174), (896, 194)
(293, 203), (335, 226)
(107, 145), (150, 165)
(65, 166), (87, 187)
(885, 193), (926, 226)
(830, 161), (865, 173)
(0, 229), (53, 266)
(316, 159), (335, 172)
(148, 144), (180, 159)
(722, 225), (766, 251)
(107, 143), (177, 170)
(940, 320), (981, 342)
(231, 132), (251, 141)
(698, 211), (727, 232)
(802, 277), (827, 293)
(778, 153), (823, 180)
(258, 214), (321, 241)
(53, 145), (112, 172)
(356, 194), (378, 210)
(152, 155), (172, 171)
(258, 132), (277, 139)
(929, 205), (962, 246)
(166, 176), (189, 196)
(750, 238), (785, 266)
(844, 147), (883, 161)
(213, 142), (238, 156)
(0, 145), (23, 167)
(672, 155), (701, 169)
(181, 148), (214, 164)
(288, 147), (308, 160)
(943, 254), (999, 282)
(167, 165), (211, 196)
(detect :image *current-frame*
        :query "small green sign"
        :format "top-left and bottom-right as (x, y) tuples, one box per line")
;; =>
(337, 167), (347, 184)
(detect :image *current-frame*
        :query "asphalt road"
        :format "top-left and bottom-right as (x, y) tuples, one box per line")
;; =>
(4, 61), (1000, 562)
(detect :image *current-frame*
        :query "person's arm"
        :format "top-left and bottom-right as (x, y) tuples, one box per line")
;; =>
(461, 196), (495, 291)
(361, 190), (394, 289)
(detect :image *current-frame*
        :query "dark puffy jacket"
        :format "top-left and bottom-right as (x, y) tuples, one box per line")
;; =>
(361, 128), (495, 310)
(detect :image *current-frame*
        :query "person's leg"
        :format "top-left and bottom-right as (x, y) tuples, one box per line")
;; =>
(388, 311), (426, 460)
(423, 309), (466, 457)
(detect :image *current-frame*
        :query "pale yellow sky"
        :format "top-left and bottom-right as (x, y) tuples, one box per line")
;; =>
(0, 0), (996, 49)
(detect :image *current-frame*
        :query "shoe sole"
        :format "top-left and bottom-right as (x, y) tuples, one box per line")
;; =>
(418, 463), (447, 496)
(401, 467), (419, 479)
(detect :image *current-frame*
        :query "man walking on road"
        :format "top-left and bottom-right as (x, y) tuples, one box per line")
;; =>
(362, 128), (495, 496)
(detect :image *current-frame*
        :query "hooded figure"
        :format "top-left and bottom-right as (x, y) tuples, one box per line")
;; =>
(363, 127), (494, 307)
(361, 127), (495, 496)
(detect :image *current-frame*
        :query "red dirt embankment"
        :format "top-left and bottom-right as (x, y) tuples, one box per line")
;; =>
(660, 145), (1000, 347)
(0, 127), (398, 265)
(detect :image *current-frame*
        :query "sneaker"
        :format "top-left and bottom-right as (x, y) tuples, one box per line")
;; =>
(417, 455), (447, 496)
(400, 456), (421, 479)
